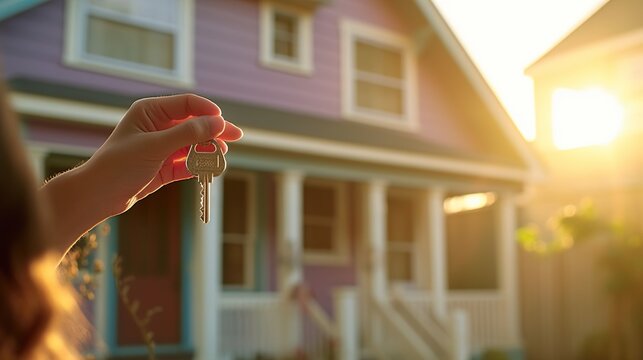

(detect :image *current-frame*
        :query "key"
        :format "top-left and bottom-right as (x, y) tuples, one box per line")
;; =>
(185, 140), (226, 223)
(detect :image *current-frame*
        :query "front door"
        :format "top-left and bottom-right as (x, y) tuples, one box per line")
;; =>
(116, 182), (183, 345)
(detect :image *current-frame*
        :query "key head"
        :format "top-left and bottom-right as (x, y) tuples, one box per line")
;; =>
(186, 140), (226, 178)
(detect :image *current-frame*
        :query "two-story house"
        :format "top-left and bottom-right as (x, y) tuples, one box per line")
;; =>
(523, 0), (643, 358)
(0, 0), (540, 359)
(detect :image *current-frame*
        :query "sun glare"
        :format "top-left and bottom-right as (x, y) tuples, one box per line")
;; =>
(552, 87), (624, 150)
(443, 192), (496, 214)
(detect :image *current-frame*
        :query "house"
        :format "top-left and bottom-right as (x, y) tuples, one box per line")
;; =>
(523, 0), (643, 358)
(0, 0), (540, 359)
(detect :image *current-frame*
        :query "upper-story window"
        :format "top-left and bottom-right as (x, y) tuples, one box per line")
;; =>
(341, 19), (417, 128)
(259, 1), (313, 75)
(64, 0), (194, 87)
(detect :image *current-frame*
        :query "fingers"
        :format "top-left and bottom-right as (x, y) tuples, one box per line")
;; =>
(151, 115), (242, 157)
(133, 94), (221, 130)
(136, 153), (193, 200)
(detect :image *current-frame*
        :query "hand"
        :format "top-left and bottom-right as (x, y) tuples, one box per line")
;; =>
(87, 94), (243, 214)
(40, 94), (243, 254)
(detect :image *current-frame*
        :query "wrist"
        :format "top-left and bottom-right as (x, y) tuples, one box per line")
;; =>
(40, 160), (117, 253)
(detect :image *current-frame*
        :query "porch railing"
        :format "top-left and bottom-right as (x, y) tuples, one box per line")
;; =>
(219, 292), (295, 358)
(219, 289), (339, 359)
(366, 297), (438, 360)
(401, 290), (511, 353)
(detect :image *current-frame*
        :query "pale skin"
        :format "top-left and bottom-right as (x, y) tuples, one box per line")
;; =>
(39, 94), (243, 256)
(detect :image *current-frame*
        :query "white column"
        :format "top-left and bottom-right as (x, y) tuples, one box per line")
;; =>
(335, 288), (359, 360)
(426, 188), (447, 320)
(277, 171), (304, 291)
(498, 192), (521, 346)
(194, 178), (223, 360)
(363, 181), (387, 301)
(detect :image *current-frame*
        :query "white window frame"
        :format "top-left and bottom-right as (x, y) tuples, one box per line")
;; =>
(63, 0), (194, 87)
(386, 188), (419, 284)
(259, 0), (313, 76)
(341, 19), (418, 129)
(302, 179), (349, 266)
(222, 171), (256, 290)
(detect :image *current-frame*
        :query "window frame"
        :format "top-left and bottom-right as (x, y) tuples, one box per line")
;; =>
(302, 178), (349, 266)
(221, 171), (257, 290)
(64, 0), (195, 87)
(259, 0), (313, 76)
(341, 19), (418, 129)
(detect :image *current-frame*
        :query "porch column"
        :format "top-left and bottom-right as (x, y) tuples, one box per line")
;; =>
(277, 171), (304, 291)
(498, 192), (521, 345)
(426, 188), (447, 320)
(194, 177), (223, 360)
(363, 181), (387, 301)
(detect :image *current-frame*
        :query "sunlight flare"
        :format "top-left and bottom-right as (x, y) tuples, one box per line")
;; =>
(552, 87), (624, 150)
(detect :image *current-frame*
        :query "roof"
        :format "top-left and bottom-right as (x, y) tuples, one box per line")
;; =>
(413, 0), (543, 181)
(526, 0), (643, 74)
(0, 0), (47, 22)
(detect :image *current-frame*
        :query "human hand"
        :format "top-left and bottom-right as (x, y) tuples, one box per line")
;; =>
(86, 94), (243, 215)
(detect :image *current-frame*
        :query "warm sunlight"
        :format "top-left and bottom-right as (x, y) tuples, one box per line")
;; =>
(551, 87), (624, 150)
(443, 192), (496, 214)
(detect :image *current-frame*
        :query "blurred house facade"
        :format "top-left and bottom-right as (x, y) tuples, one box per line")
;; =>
(524, 0), (643, 358)
(1, 0), (539, 359)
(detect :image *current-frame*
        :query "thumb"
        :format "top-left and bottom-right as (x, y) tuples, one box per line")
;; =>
(153, 115), (225, 156)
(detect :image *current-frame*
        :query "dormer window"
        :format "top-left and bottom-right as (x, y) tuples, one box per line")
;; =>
(64, 0), (194, 87)
(259, 1), (313, 75)
(341, 20), (417, 128)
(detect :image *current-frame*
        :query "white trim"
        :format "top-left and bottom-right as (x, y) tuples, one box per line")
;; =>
(63, 0), (195, 88)
(302, 178), (350, 266)
(221, 171), (257, 290)
(11, 93), (532, 182)
(340, 18), (418, 130)
(259, 0), (313, 76)
(12, 93), (126, 126)
(414, 0), (543, 181)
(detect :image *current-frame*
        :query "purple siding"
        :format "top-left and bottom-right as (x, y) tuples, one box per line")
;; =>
(0, 0), (493, 154)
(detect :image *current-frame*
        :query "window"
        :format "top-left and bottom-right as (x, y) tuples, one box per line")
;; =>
(341, 19), (417, 128)
(259, 1), (313, 75)
(302, 179), (348, 264)
(445, 194), (498, 290)
(64, 0), (194, 86)
(386, 192), (416, 283)
(222, 172), (255, 289)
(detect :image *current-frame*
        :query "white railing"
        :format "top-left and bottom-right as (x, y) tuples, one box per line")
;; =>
(367, 298), (438, 360)
(402, 290), (511, 353)
(219, 292), (295, 359)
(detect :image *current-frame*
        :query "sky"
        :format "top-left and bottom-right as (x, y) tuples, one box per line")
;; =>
(431, 0), (607, 141)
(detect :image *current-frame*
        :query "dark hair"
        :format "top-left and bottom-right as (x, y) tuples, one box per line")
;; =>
(0, 78), (78, 358)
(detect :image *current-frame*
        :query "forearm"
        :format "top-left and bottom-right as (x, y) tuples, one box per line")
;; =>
(39, 160), (117, 255)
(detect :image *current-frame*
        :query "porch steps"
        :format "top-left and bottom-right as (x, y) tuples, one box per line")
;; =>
(391, 295), (452, 359)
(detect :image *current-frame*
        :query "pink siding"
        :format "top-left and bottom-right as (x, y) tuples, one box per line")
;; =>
(0, 0), (491, 154)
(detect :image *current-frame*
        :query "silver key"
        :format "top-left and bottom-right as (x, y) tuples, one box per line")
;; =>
(186, 140), (226, 223)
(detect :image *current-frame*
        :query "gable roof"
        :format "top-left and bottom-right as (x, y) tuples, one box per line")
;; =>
(0, 0), (47, 22)
(413, 0), (544, 181)
(526, 0), (643, 75)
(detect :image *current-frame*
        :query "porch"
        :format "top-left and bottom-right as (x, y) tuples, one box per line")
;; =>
(206, 169), (522, 359)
